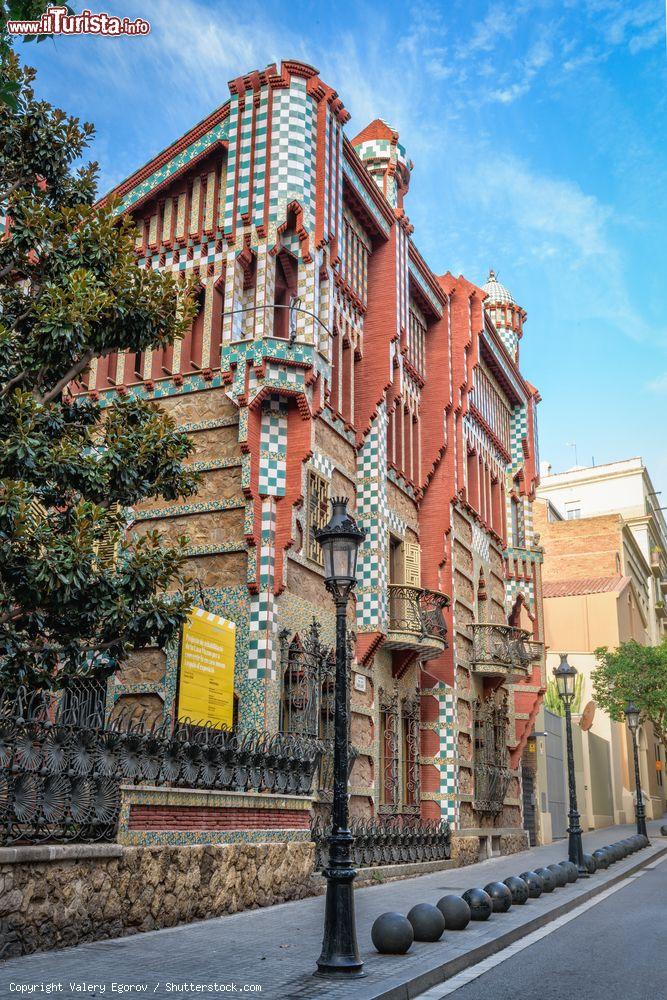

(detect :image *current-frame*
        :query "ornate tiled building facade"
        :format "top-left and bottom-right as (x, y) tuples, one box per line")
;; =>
(86, 61), (545, 843)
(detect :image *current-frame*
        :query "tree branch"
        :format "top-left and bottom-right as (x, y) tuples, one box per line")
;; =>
(37, 349), (95, 404)
(0, 368), (29, 397)
(0, 177), (31, 203)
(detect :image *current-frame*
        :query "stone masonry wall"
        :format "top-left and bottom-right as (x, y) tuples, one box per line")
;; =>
(0, 841), (314, 959)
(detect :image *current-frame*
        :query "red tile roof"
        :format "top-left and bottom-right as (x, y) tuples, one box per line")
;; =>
(542, 576), (629, 599)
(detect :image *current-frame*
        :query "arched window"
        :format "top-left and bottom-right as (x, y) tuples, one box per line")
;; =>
(477, 569), (487, 620)
(189, 284), (206, 369)
(273, 248), (298, 339)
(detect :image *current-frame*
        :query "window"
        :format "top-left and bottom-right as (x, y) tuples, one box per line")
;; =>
(274, 248), (298, 339)
(60, 678), (107, 727)
(305, 470), (329, 564)
(401, 696), (420, 813)
(340, 215), (369, 305)
(511, 497), (521, 546)
(379, 688), (399, 813)
(407, 306), (427, 376)
(565, 501), (581, 520)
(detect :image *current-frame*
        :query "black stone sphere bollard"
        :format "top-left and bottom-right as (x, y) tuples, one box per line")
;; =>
(371, 912), (414, 954)
(592, 848), (610, 870)
(519, 871), (544, 898)
(582, 853), (598, 874)
(547, 863), (569, 888)
(603, 845), (618, 863)
(483, 882), (513, 913)
(660, 824), (667, 837)
(558, 861), (578, 883)
(503, 875), (529, 904)
(436, 895), (471, 931)
(534, 867), (557, 892)
(406, 903), (446, 942)
(607, 844), (622, 862)
(461, 888), (493, 921)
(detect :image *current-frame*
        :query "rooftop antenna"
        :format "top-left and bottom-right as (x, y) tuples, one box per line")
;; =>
(566, 441), (578, 467)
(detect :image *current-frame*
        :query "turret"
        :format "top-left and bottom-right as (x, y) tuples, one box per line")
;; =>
(351, 119), (412, 210)
(481, 270), (526, 364)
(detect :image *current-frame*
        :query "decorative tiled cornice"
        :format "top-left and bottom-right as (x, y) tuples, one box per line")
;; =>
(133, 498), (244, 522)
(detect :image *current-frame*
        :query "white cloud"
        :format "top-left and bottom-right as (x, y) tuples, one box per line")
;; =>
(647, 373), (667, 394)
(456, 2), (521, 57)
(488, 34), (553, 103)
(470, 154), (610, 257)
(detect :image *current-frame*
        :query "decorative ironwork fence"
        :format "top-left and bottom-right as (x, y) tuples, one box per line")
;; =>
(473, 695), (511, 814)
(311, 814), (451, 870)
(279, 620), (357, 802)
(0, 686), (323, 846)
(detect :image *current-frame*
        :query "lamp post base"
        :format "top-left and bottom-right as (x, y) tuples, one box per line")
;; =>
(315, 867), (365, 979)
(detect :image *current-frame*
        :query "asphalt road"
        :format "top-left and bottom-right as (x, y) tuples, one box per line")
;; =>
(429, 854), (667, 1000)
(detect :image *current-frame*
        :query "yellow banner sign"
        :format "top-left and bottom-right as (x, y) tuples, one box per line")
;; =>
(177, 608), (236, 728)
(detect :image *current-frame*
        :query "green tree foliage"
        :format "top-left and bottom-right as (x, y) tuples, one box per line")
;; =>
(0, 57), (200, 693)
(1, 3), (69, 107)
(593, 640), (667, 752)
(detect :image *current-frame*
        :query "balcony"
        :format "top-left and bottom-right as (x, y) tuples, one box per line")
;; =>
(651, 549), (662, 576)
(469, 623), (538, 682)
(386, 585), (449, 660)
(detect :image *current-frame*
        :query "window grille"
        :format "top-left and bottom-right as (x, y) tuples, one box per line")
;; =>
(379, 687), (400, 814)
(473, 695), (511, 814)
(401, 694), (420, 813)
(306, 470), (329, 564)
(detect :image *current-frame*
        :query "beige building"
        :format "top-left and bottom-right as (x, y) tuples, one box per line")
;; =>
(538, 458), (667, 644)
(532, 496), (666, 838)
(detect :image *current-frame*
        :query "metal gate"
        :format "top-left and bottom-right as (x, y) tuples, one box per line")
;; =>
(522, 761), (537, 846)
(544, 709), (567, 840)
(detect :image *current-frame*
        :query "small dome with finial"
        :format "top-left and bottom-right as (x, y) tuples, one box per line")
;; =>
(482, 270), (515, 306)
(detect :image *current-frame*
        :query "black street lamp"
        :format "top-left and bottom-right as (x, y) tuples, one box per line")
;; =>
(553, 655), (589, 878)
(314, 497), (366, 978)
(624, 703), (649, 840)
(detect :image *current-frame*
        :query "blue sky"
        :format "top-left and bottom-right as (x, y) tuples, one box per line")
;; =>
(21, 0), (667, 492)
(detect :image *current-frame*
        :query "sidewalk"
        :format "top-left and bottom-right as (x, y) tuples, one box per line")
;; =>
(1, 820), (665, 1000)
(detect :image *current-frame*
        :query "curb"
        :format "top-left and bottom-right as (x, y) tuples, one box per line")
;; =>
(369, 845), (667, 1000)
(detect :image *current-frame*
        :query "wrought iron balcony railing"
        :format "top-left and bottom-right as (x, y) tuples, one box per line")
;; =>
(469, 623), (538, 679)
(387, 585), (449, 652)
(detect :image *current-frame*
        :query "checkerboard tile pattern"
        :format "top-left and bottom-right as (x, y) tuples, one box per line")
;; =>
(439, 685), (459, 827)
(248, 500), (278, 682)
(258, 396), (287, 496)
(471, 522), (491, 562)
(356, 404), (390, 633)
(268, 77), (316, 231)
(505, 577), (535, 617)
